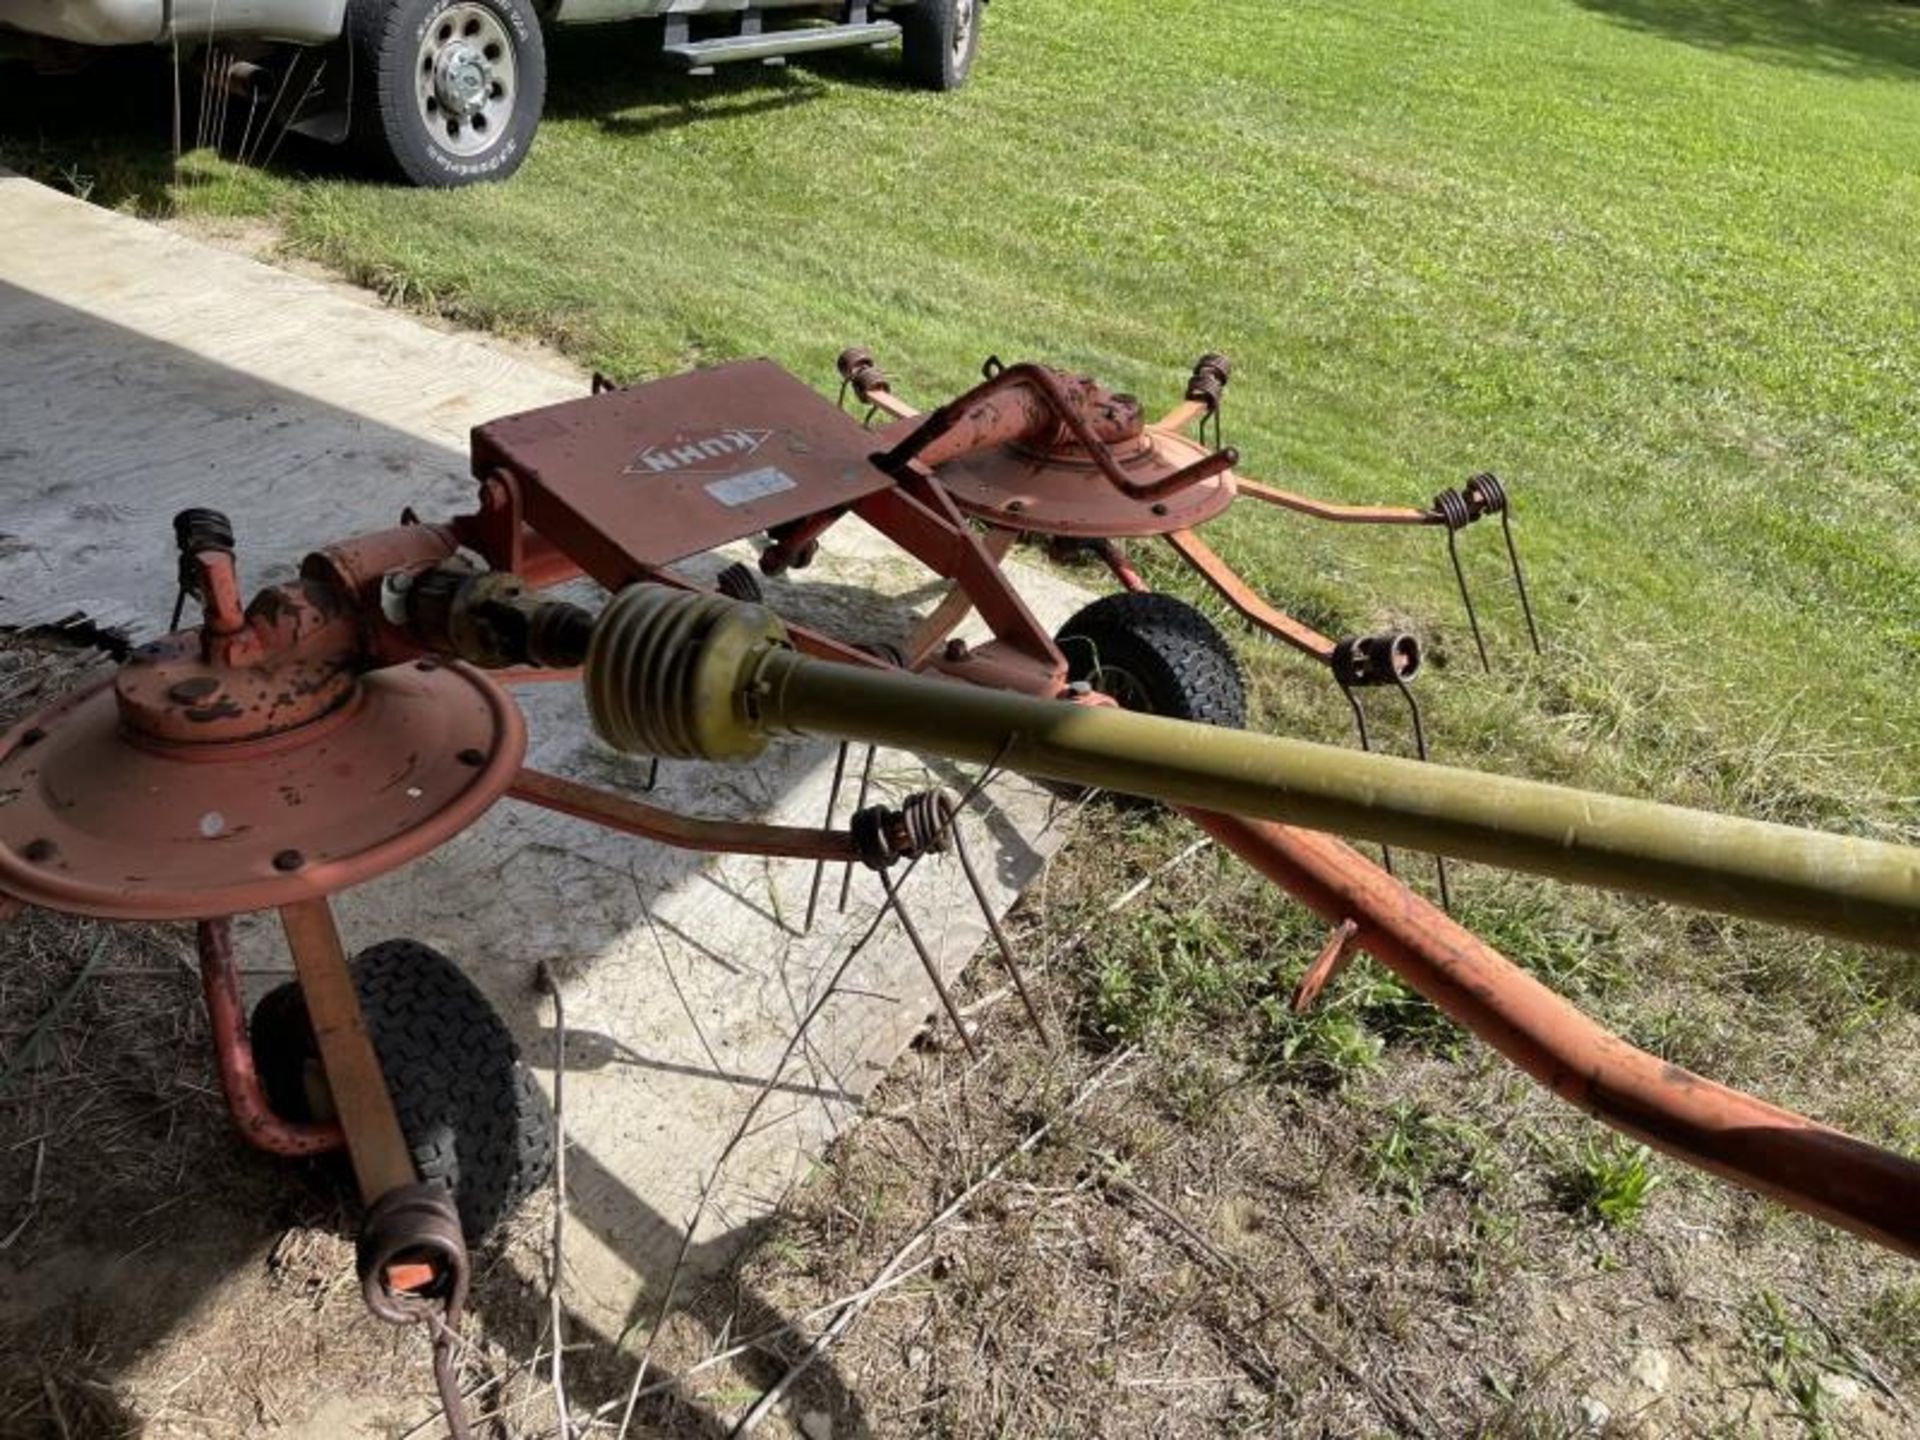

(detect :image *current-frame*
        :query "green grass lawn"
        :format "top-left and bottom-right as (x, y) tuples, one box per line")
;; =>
(8, 3), (1920, 1429)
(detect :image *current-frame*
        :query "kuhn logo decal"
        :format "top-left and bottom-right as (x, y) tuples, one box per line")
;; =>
(627, 428), (773, 476)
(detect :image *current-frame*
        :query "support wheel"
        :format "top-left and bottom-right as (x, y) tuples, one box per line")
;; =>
(350, 0), (546, 186)
(250, 939), (553, 1242)
(1055, 591), (1245, 727)
(899, 0), (981, 91)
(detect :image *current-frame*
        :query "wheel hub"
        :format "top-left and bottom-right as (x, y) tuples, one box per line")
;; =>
(416, 4), (517, 157)
(434, 42), (492, 119)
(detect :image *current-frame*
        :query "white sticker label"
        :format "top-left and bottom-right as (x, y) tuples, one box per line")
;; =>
(706, 466), (798, 508)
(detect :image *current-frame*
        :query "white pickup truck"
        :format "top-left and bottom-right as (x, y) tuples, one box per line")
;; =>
(0, 0), (979, 185)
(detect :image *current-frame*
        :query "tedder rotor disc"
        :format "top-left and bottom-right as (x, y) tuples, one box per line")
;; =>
(932, 427), (1238, 539)
(0, 661), (525, 921)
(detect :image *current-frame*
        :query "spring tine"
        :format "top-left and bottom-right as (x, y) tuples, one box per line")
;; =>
(1500, 508), (1543, 655)
(242, 54), (296, 167)
(169, 589), (187, 632)
(879, 870), (981, 1059)
(235, 86), (261, 171)
(836, 744), (877, 913)
(1390, 673), (1453, 913)
(804, 742), (850, 934)
(1431, 846), (1454, 915)
(950, 819), (1050, 1044)
(1445, 526), (1491, 674)
(643, 757), (660, 793)
(1338, 681), (1396, 877)
(258, 58), (325, 174)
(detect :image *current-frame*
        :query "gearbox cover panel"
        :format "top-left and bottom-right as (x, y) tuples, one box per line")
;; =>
(472, 359), (893, 585)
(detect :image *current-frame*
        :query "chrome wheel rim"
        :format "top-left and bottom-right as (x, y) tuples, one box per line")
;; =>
(416, 3), (516, 158)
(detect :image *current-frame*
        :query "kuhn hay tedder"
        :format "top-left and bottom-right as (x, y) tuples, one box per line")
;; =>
(3, 350), (1916, 1434)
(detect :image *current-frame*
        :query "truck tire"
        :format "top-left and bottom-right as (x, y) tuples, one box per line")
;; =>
(250, 939), (553, 1243)
(349, 0), (546, 186)
(899, 0), (981, 91)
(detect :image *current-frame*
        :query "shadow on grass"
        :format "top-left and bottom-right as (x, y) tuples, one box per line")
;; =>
(537, 24), (904, 136)
(0, 50), (180, 212)
(0, 22), (908, 212)
(1572, 0), (1920, 79)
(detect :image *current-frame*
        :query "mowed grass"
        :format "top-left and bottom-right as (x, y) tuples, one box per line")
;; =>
(8, 2), (1920, 1431)
(131, 1), (1920, 823)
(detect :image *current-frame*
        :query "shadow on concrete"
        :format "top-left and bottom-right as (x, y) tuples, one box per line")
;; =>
(0, 283), (1023, 1437)
(1571, 0), (1920, 79)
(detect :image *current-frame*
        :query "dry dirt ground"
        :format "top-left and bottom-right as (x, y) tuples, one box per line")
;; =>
(3, 618), (1920, 1439)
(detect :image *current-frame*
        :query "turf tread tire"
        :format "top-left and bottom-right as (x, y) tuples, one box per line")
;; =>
(1055, 591), (1246, 729)
(250, 940), (552, 1243)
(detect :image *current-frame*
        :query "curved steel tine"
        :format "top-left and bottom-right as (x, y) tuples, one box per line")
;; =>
(1390, 673), (1453, 914)
(1500, 508), (1543, 655)
(643, 757), (660, 794)
(1338, 680), (1396, 877)
(836, 745), (878, 914)
(879, 869), (981, 1059)
(804, 741), (850, 934)
(950, 819), (1050, 1044)
(1446, 527), (1491, 673)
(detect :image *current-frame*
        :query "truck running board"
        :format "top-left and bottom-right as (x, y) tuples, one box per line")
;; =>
(663, 19), (902, 73)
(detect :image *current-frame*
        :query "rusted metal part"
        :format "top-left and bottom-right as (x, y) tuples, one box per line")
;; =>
(303, 523), (462, 609)
(852, 476), (1066, 693)
(403, 567), (596, 671)
(836, 345), (891, 407)
(358, 1180), (469, 1325)
(170, 508), (237, 630)
(509, 766), (860, 861)
(196, 916), (346, 1158)
(0, 661), (524, 920)
(1234, 477), (1438, 527)
(903, 526), (1017, 667)
(188, 545), (250, 640)
(472, 359), (898, 580)
(880, 360), (1241, 537)
(834, 345), (921, 421)
(932, 424), (1238, 539)
(1163, 528), (1337, 663)
(1188, 810), (1920, 1257)
(280, 897), (417, 1204)
(1290, 917), (1360, 1013)
(114, 601), (361, 746)
(1330, 632), (1422, 687)
(1092, 538), (1149, 593)
(356, 1182), (476, 1438)
(882, 362), (1146, 470)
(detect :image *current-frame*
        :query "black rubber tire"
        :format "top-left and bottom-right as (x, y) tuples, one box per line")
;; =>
(250, 940), (553, 1243)
(1055, 591), (1246, 728)
(898, 0), (982, 91)
(349, 0), (546, 187)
